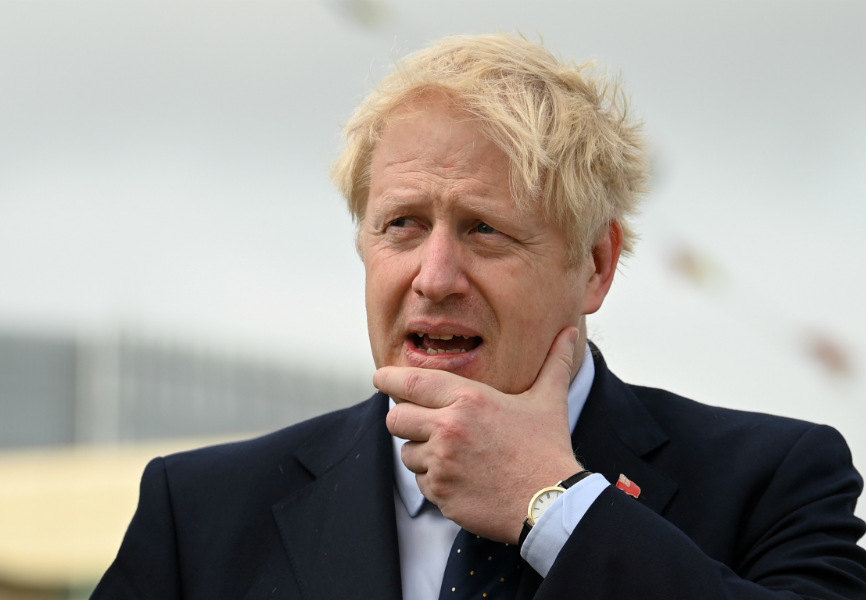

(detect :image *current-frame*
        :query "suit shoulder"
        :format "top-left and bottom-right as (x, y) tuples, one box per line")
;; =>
(588, 344), (837, 454)
(631, 383), (814, 434)
(156, 393), (384, 489)
(626, 383), (854, 470)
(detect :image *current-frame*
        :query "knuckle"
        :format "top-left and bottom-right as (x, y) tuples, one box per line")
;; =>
(429, 408), (466, 443)
(402, 371), (424, 398)
(436, 418), (466, 443)
(453, 387), (486, 410)
(425, 472), (453, 501)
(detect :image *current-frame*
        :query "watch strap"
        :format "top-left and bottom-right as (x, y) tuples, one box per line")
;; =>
(518, 470), (594, 548)
(518, 519), (533, 548)
(559, 469), (594, 489)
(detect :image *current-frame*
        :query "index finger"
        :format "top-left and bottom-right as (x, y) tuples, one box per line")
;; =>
(374, 366), (465, 409)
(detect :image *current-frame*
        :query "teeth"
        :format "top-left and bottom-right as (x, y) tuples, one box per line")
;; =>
(424, 348), (467, 355)
(416, 332), (473, 356)
(422, 333), (472, 340)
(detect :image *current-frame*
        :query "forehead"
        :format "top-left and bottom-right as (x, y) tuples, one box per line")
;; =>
(376, 97), (498, 166)
(367, 117), (520, 227)
(369, 97), (519, 210)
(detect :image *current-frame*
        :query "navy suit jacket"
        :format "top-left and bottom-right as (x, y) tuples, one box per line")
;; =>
(92, 348), (866, 599)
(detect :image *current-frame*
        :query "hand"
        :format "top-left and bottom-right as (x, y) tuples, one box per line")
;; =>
(375, 327), (583, 543)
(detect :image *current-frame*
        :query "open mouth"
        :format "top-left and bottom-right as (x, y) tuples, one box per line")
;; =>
(410, 332), (483, 355)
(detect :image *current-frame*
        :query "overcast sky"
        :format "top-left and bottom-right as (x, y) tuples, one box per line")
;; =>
(1, 1), (864, 491)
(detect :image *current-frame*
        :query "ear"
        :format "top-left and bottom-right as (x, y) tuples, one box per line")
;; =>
(581, 221), (623, 315)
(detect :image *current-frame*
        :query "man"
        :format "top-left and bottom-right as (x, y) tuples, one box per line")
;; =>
(92, 33), (866, 599)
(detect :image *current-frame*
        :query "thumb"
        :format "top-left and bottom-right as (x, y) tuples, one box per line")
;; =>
(529, 327), (580, 400)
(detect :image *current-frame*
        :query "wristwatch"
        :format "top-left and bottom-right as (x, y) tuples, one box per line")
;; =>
(518, 470), (594, 547)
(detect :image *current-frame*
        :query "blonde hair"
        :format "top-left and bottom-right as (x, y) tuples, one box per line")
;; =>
(331, 33), (648, 262)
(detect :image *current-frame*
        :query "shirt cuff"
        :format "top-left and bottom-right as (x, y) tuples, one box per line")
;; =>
(519, 473), (609, 576)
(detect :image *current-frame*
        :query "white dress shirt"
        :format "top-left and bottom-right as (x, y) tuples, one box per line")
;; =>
(391, 344), (609, 600)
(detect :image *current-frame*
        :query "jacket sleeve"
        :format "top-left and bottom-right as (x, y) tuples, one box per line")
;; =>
(90, 457), (183, 600)
(535, 424), (866, 599)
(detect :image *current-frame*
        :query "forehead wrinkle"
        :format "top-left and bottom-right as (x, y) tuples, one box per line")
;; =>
(375, 164), (504, 203)
(376, 195), (418, 211)
(380, 148), (489, 180)
(462, 199), (515, 221)
(378, 124), (491, 174)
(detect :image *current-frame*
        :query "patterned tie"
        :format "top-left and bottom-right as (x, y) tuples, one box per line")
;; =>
(438, 528), (522, 600)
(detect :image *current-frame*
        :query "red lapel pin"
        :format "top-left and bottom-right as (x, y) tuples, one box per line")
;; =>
(616, 473), (641, 499)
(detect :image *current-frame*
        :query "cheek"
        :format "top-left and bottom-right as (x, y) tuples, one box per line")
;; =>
(496, 274), (582, 352)
(364, 285), (394, 369)
(364, 271), (391, 338)
(364, 254), (411, 349)
(365, 255), (405, 309)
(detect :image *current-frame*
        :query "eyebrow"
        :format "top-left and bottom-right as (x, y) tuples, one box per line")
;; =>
(376, 193), (508, 213)
(374, 194), (525, 231)
(462, 202), (505, 221)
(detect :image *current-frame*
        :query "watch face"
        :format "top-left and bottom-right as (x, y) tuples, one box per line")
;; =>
(530, 487), (565, 524)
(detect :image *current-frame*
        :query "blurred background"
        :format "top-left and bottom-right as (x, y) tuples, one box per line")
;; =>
(1, 0), (863, 597)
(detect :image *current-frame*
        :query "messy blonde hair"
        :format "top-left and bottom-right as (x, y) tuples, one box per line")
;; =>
(331, 33), (648, 263)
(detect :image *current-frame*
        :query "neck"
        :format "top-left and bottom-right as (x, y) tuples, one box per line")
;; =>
(571, 316), (589, 383)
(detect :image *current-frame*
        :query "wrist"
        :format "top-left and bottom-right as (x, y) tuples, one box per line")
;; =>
(518, 470), (593, 548)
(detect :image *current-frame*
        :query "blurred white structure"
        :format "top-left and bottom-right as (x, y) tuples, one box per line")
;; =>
(0, 329), (368, 447)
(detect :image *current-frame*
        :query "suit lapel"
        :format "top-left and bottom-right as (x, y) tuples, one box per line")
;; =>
(270, 393), (402, 600)
(573, 347), (679, 515)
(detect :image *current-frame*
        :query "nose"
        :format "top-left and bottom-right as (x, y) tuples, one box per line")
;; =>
(411, 228), (470, 303)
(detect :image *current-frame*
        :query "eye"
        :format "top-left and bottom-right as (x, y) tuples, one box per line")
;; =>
(475, 222), (497, 234)
(388, 217), (417, 229)
(381, 216), (425, 242)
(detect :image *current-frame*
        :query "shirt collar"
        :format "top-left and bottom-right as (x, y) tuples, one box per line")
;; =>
(391, 343), (596, 517)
